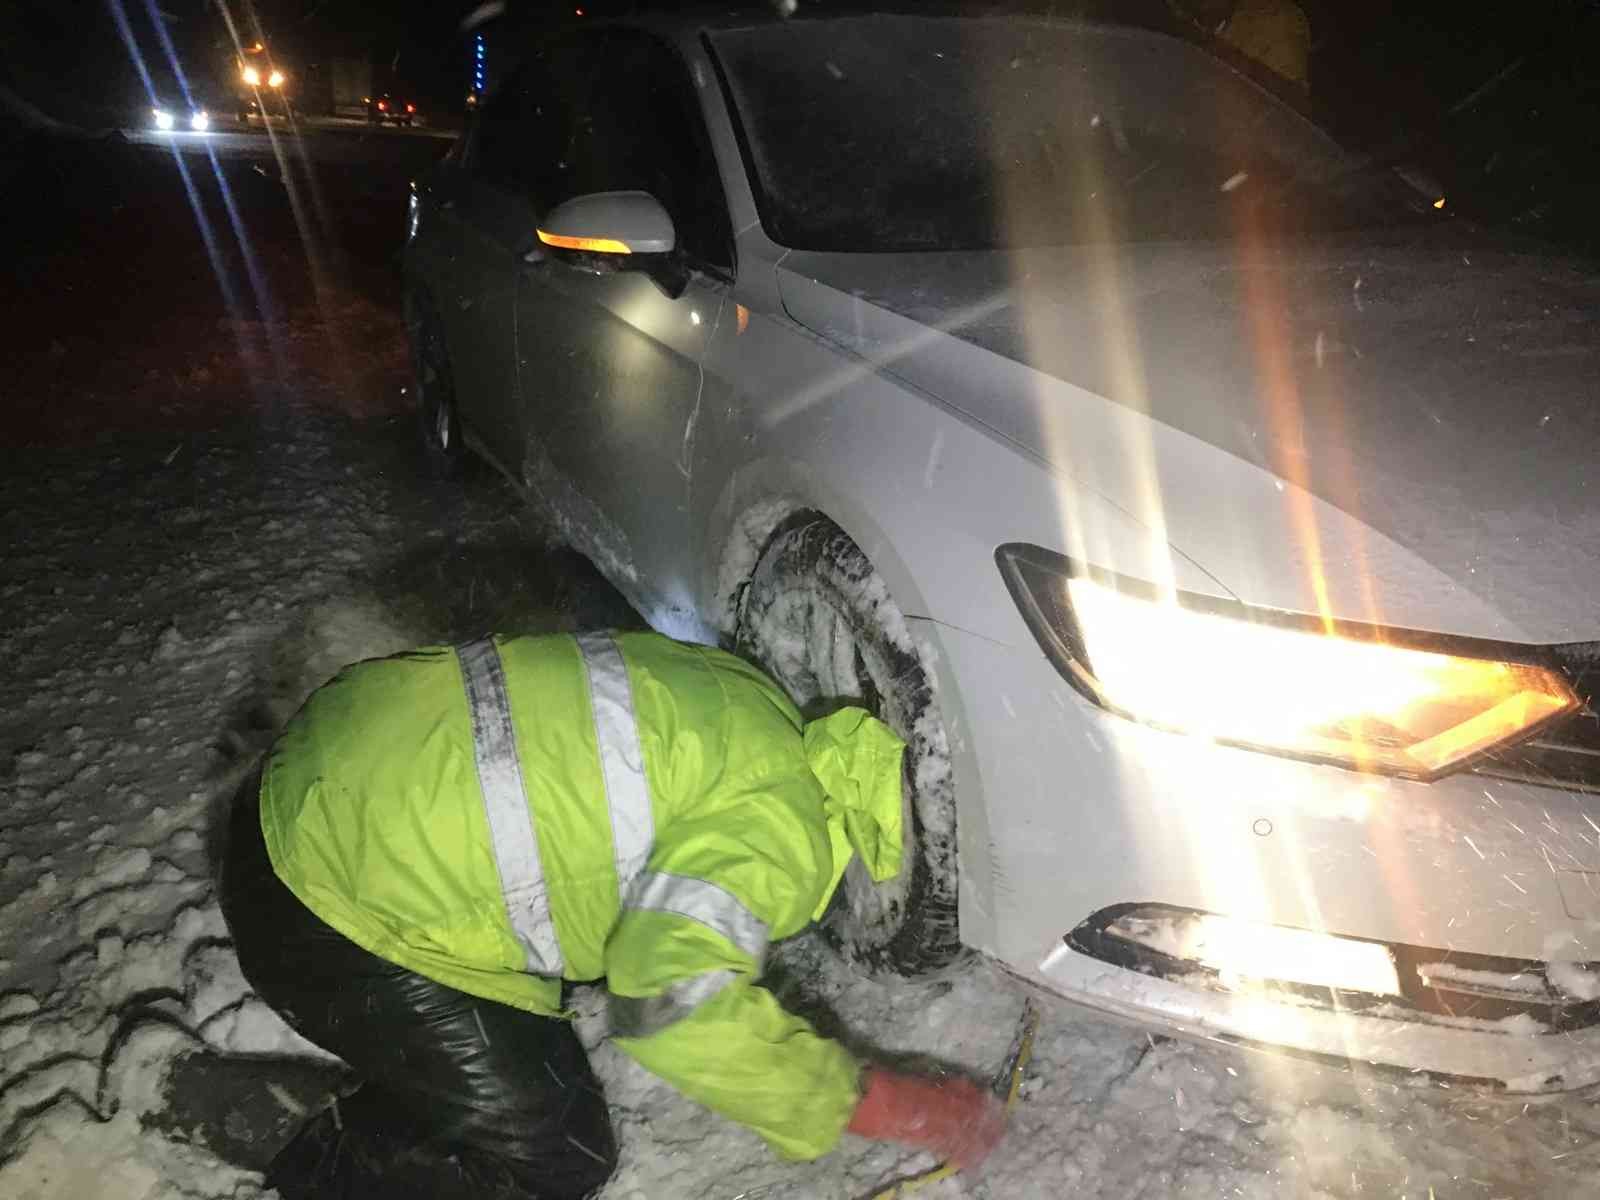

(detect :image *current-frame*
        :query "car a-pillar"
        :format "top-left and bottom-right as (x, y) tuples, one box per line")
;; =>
(734, 510), (962, 976)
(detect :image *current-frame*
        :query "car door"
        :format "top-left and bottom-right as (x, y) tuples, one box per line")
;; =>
(514, 30), (736, 618)
(434, 65), (553, 475)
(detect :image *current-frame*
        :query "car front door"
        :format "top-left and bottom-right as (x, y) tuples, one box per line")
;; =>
(514, 31), (736, 622)
(434, 65), (555, 476)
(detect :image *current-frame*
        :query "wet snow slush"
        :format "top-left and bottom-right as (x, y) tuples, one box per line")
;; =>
(2, 271), (1599, 1200)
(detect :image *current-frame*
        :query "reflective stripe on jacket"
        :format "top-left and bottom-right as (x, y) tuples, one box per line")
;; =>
(260, 630), (902, 1160)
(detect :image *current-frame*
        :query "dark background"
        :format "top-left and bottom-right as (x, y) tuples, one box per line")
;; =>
(2, 1), (1596, 252)
(0, 0), (1595, 451)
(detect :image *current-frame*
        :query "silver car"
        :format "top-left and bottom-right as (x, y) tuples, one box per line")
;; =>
(404, 11), (1600, 1091)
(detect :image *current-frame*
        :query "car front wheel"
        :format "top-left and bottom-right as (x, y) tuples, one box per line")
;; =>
(736, 514), (962, 976)
(405, 292), (468, 479)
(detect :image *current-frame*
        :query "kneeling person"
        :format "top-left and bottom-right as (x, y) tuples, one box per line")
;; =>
(220, 630), (1005, 1198)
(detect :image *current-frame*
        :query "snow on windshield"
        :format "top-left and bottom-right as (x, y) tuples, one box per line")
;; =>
(712, 15), (1403, 252)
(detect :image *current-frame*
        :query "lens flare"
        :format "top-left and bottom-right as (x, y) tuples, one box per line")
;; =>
(1106, 909), (1404, 997)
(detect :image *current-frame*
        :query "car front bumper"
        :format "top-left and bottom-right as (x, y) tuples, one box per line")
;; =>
(1035, 934), (1600, 1093)
(920, 617), (1600, 1093)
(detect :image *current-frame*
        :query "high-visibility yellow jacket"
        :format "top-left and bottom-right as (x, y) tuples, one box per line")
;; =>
(260, 631), (906, 1160)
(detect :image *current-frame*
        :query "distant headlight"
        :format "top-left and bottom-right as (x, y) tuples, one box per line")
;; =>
(153, 108), (174, 130)
(268, 70), (285, 88)
(241, 66), (261, 86)
(997, 543), (1578, 779)
(190, 110), (209, 131)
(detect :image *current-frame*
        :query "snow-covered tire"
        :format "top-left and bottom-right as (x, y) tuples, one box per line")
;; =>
(405, 290), (469, 480)
(735, 515), (961, 976)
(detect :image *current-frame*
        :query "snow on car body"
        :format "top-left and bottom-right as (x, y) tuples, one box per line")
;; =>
(403, 10), (1600, 1091)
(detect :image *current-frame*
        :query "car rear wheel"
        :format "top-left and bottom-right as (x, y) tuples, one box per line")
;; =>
(405, 292), (469, 480)
(735, 514), (962, 976)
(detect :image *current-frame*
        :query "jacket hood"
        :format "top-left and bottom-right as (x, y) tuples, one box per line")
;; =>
(803, 707), (905, 919)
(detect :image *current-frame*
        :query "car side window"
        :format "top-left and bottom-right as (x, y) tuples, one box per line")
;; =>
(469, 70), (533, 195)
(546, 31), (735, 272)
(468, 53), (571, 208)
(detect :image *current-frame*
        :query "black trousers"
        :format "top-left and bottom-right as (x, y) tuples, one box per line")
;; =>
(218, 768), (618, 1200)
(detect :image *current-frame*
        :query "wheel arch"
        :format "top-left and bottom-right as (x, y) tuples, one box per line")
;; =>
(700, 459), (1001, 958)
(700, 457), (938, 646)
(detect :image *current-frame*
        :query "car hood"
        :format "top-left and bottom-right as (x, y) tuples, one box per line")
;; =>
(775, 231), (1600, 643)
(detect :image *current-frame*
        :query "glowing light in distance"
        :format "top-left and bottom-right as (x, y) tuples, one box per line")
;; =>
(241, 65), (261, 86)
(268, 70), (285, 88)
(153, 108), (174, 130)
(1063, 575), (1575, 777)
(190, 110), (209, 131)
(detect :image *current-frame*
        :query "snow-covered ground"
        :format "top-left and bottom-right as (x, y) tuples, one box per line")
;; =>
(5, 389), (1600, 1200)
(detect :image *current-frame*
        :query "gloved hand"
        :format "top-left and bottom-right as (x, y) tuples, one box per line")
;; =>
(846, 1066), (1008, 1169)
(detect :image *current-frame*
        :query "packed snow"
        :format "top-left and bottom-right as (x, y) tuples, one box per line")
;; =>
(5, 392), (1600, 1199)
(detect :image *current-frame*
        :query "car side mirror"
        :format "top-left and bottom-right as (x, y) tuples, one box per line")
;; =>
(535, 190), (676, 257)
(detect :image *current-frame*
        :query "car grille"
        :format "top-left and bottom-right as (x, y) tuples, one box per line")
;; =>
(1472, 642), (1600, 793)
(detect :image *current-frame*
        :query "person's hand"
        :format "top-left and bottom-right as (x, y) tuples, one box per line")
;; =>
(846, 1066), (1008, 1169)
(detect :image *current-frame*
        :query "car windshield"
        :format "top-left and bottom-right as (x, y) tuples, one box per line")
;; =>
(710, 15), (1408, 252)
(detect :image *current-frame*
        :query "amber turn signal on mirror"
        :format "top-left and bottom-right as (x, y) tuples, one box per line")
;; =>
(535, 230), (633, 255)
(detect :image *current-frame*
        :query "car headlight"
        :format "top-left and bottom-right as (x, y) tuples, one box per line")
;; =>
(242, 66), (261, 86)
(190, 110), (209, 131)
(268, 70), (285, 88)
(153, 107), (174, 130)
(997, 543), (1578, 779)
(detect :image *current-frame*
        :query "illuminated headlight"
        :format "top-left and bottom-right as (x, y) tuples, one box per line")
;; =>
(268, 70), (285, 88)
(241, 66), (261, 86)
(190, 110), (209, 131)
(997, 544), (1578, 779)
(153, 107), (174, 130)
